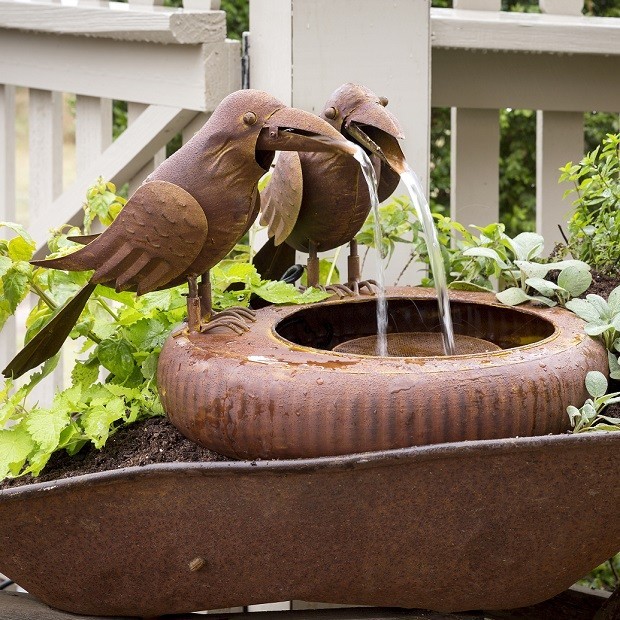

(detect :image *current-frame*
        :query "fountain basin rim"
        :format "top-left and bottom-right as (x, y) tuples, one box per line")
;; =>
(2, 430), (617, 499)
(261, 288), (571, 364)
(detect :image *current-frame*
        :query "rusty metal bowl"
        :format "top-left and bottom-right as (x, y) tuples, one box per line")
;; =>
(0, 432), (618, 617)
(159, 288), (608, 460)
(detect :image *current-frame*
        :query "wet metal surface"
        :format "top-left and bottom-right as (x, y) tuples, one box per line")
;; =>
(0, 432), (618, 617)
(159, 288), (608, 460)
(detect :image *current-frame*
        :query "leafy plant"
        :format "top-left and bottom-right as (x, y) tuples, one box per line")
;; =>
(565, 286), (620, 351)
(0, 180), (329, 481)
(567, 371), (620, 433)
(560, 133), (620, 273)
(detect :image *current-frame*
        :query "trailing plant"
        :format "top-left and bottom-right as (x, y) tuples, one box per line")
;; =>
(567, 371), (620, 433)
(0, 180), (328, 481)
(565, 286), (620, 351)
(564, 286), (620, 433)
(560, 133), (620, 273)
(357, 202), (592, 306)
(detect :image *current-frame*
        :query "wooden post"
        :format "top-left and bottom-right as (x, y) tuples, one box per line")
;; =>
(536, 110), (583, 251)
(28, 88), (64, 402)
(0, 84), (16, 372)
(249, 0), (431, 286)
(450, 108), (500, 228)
(75, 96), (112, 177)
(536, 0), (585, 252)
(127, 102), (167, 194)
(449, 0), (500, 230)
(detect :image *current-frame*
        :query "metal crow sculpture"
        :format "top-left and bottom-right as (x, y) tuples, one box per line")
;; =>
(256, 83), (407, 294)
(3, 89), (355, 379)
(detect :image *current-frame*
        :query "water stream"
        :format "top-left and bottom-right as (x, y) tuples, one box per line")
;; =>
(352, 147), (456, 356)
(352, 146), (388, 356)
(400, 165), (456, 355)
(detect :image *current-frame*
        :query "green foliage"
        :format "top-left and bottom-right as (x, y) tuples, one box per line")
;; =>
(578, 554), (620, 591)
(83, 178), (127, 233)
(566, 371), (620, 433)
(0, 179), (328, 481)
(561, 134), (620, 273)
(566, 285), (620, 351)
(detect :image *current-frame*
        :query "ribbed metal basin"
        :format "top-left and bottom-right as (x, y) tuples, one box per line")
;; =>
(0, 432), (618, 617)
(159, 288), (608, 459)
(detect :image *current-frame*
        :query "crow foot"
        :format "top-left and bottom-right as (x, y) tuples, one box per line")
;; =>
(346, 279), (380, 296)
(301, 283), (352, 299)
(199, 306), (257, 335)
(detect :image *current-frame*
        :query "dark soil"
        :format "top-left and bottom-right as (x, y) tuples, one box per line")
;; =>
(583, 270), (620, 300)
(0, 417), (230, 490)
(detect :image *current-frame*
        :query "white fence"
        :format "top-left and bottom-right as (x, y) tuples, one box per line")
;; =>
(1, 0), (620, 399)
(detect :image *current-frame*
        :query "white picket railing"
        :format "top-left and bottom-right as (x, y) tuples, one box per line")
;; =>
(0, 0), (240, 401)
(1, 0), (619, 392)
(250, 0), (620, 284)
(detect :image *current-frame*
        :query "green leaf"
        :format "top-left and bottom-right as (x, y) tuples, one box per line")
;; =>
(608, 352), (620, 380)
(584, 322), (612, 337)
(608, 286), (620, 315)
(511, 232), (544, 260)
(7, 235), (36, 262)
(585, 371), (608, 399)
(514, 261), (549, 279)
(529, 296), (557, 307)
(448, 281), (493, 293)
(462, 247), (509, 268)
(25, 406), (71, 452)
(565, 298), (603, 323)
(125, 318), (169, 351)
(0, 423), (35, 478)
(2, 262), (31, 313)
(0, 256), (12, 278)
(557, 266), (592, 297)
(97, 339), (136, 381)
(71, 359), (100, 388)
(496, 287), (531, 306)
(81, 399), (126, 449)
(525, 277), (561, 297)
(140, 353), (159, 381)
(586, 294), (610, 320)
(252, 280), (330, 304)
(0, 222), (35, 246)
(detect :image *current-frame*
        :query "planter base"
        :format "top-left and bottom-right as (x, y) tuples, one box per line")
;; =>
(1, 432), (618, 617)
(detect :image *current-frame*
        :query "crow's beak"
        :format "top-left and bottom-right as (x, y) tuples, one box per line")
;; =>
(343, 102), (406, 175)
(256, 106), (357, 156)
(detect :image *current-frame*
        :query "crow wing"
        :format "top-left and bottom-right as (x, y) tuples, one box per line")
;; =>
(259, 152), (303, 246)
(32, 180), (208, 295)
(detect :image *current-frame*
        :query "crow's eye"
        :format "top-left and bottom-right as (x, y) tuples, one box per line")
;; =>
(324, 107), (338, 120)
(243, 112), (257, 126)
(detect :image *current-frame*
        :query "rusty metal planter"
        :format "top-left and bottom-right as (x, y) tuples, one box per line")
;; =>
(0, 432), (618, 617)
(159, 288), (608, 459)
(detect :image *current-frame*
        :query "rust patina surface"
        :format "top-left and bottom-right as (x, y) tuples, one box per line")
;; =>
(0, 432), (618, 617)
(159, 288), (608, 460)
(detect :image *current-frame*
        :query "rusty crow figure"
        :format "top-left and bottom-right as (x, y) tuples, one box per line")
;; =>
(3, 89), (355, 379)
(256, 83), (407, 294)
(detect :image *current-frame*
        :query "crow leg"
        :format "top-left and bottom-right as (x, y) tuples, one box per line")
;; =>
(305, 241), (358, 298)
(346, 239), (378, 295)
(197, 270), (256, 335)
(187, 275), (202, 333)
(306, 241), (320, 288)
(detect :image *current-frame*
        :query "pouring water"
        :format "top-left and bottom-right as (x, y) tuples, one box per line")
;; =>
(352, 146), (389, 356)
